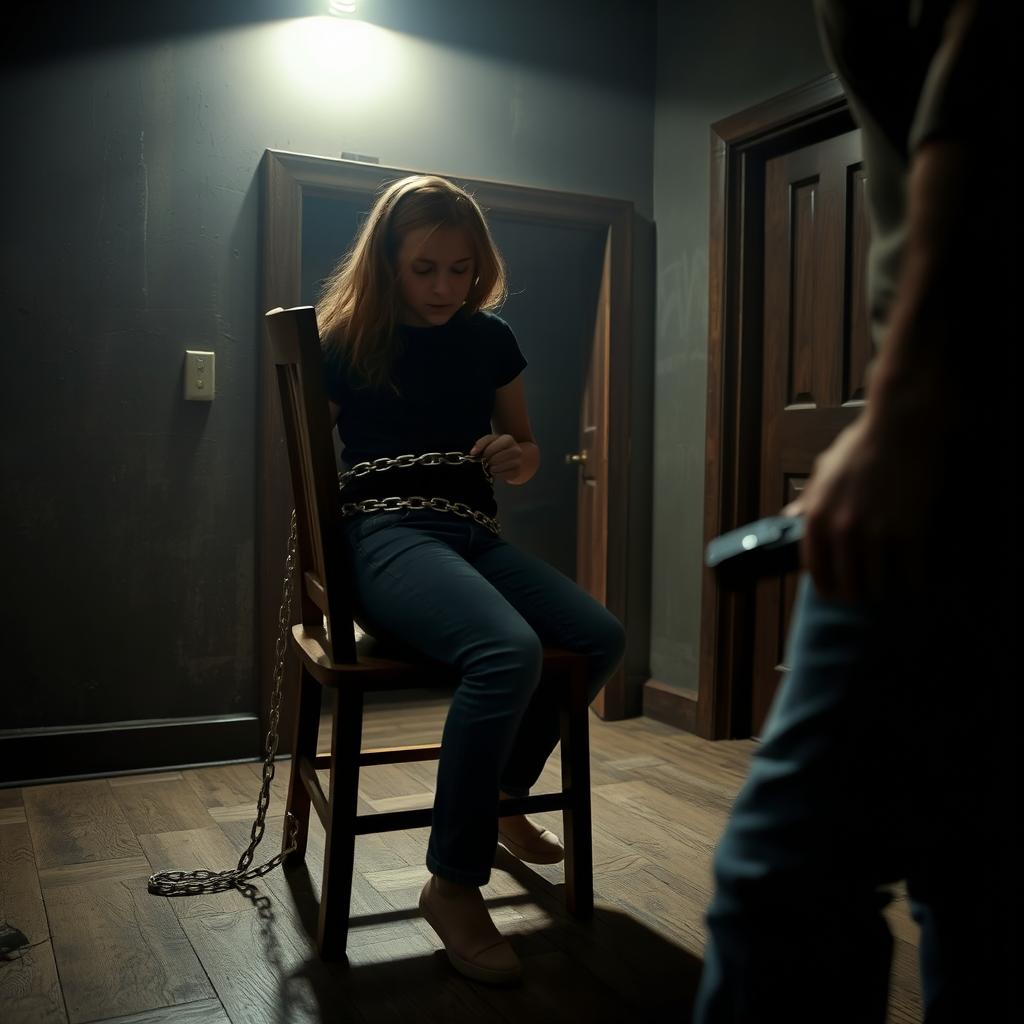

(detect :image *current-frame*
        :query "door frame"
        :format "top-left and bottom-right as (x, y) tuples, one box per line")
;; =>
(258, 151), (635, 743)
(696, 74), (855, 739)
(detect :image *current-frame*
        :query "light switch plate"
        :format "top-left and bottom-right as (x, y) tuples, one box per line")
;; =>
(184, 350), (215, 401)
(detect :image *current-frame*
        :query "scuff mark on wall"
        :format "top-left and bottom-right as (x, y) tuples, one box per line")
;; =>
(657, 250), (708, 343)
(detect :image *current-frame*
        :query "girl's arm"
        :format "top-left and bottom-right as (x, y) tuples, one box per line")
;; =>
(473, 374), (540, 485)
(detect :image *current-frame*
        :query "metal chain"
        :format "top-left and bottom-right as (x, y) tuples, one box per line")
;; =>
(342, 493), (501, 535)
(148, 512), (300, 897)
(148, 452), (497, 898)
(339, 449), (490, 488)
(339, 450), (501, 536)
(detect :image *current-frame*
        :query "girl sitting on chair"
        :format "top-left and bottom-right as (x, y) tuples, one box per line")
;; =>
(316, 173), (625, 985)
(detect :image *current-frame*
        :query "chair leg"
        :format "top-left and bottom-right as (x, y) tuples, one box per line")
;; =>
(317, 684), (364, 961)
(284, 660), (320, 866)
(560, 661), (594, 919)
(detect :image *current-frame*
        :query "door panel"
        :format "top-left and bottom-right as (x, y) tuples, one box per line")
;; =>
(486, 214), (607, 580)
(575, 235), (610, 604)
(751, 129), (870, 733)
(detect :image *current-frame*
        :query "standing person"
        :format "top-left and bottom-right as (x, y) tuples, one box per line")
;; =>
(316, 174), (626, 986)
(696, 1), (1013, 1020)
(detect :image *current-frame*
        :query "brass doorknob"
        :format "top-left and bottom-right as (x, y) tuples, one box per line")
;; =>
(564, 452), (588, 465)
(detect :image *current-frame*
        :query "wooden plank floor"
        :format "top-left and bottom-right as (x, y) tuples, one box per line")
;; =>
(1, 699), (923, 1023)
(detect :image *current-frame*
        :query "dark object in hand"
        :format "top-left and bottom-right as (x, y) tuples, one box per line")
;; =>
(705, 516), (804, 588)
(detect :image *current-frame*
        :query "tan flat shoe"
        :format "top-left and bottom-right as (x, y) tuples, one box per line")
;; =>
(497, 821), (565, 865)
(418, 875), (522, 985)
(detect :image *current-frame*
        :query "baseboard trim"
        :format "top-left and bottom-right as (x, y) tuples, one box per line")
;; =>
(642, 677), (698, 733)
(0, 714), (263, 787)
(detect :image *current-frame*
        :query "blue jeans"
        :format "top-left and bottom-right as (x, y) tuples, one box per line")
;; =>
(695, 576), (1013, 1022)
(341, 509), (626, 887)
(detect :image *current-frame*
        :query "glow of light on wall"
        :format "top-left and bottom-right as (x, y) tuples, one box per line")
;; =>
(329, 1), (359, 14)
(275, 16), (398, 103)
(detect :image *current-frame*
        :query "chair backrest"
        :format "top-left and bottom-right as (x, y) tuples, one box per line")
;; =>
(264, 305), (357, 664)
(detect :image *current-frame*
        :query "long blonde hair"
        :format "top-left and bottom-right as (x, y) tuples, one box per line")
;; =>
(316, 174), (507, 394)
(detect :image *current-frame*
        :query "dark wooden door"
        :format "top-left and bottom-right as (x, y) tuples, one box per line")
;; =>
(751, 128), (872, 733)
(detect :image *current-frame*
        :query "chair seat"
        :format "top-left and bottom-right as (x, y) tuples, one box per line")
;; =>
(290, 623), (446, 688)
(291, 622), (588, 691)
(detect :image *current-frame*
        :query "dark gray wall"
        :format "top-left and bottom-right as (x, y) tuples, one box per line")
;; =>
(1, 0), (835, 754)
(650, 0), (829, 696)
(0, 1), (655, 737)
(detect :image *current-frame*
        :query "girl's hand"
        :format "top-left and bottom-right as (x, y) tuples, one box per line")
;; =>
(469, 434), (522, 481)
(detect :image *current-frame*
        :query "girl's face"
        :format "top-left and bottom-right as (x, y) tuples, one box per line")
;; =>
(395, 224), (475, 327)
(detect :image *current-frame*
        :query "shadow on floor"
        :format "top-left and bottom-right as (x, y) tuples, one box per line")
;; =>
(261, 846), (703, 1024)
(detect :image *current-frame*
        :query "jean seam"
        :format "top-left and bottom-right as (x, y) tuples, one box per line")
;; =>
(353, 539), (403, 581)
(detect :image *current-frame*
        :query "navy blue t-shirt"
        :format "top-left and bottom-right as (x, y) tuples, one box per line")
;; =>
(322, 309), (528, 519)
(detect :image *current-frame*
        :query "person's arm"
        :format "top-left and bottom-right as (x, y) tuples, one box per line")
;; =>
(870, 0), (993, 390)
(858, 138), (971, 433)
(329, 400), (341, 429)
(795, 0), (998, 602)
(471, 373), (540, 485)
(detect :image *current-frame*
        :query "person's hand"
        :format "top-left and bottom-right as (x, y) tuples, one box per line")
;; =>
(469, 434), (522, 482)
(785, 137), (983, 606)
(783, 382), (949, 604)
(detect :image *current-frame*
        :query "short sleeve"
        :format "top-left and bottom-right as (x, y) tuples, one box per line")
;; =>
(321, 340), (349, 405)
(492, 318), (528, 388)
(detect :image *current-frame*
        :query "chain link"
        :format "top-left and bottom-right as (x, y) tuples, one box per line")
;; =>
(338, 450), (501, 536)
(339, 449), (489, 487)
(148, 453), (497, 898)
(342, 494), (501, 535)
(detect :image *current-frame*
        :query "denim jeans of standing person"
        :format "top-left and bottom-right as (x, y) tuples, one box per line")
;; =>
(341, 509), (626, 888)
(695, 575), (1012, 1023)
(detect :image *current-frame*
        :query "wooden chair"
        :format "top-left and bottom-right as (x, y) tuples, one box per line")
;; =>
(264, 304), (594, 961)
